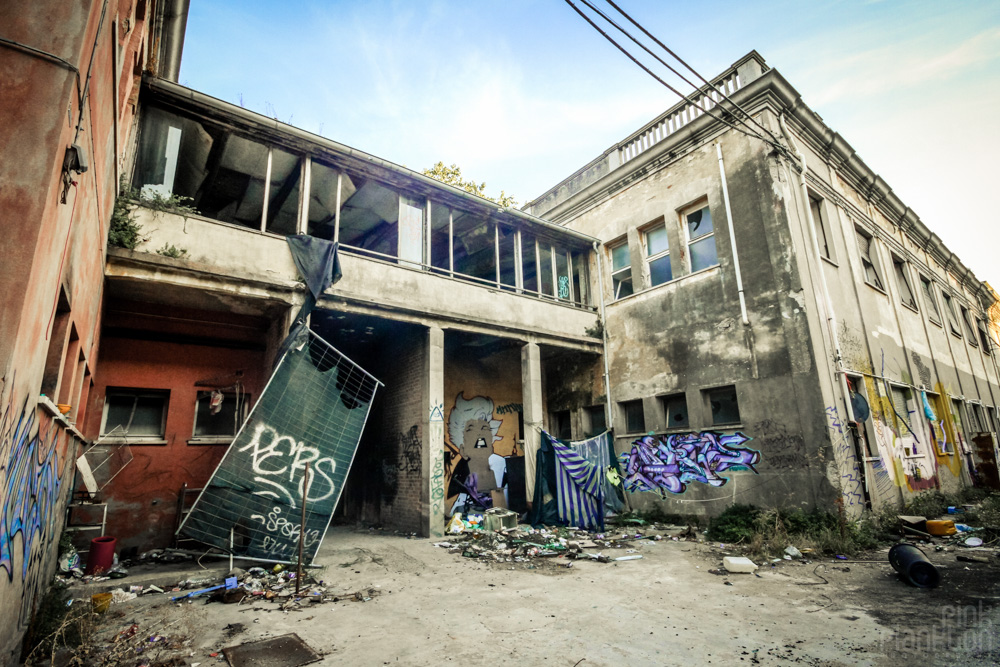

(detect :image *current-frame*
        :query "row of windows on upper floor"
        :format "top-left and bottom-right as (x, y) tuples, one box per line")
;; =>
(551, 385), (741, 441)
(132, 103), (592, 307)
(608, 200), (718, 300)
(99, 387), (249, 444)
(807, 190), (996, 357)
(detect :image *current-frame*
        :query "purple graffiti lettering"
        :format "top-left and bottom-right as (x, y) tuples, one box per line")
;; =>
(619, 431), (760, 495)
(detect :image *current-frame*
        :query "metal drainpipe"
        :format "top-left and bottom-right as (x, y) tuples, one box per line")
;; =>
(715, 142), (749, 326)
(594, 241), (614, 431)
(778, 114), (856, 422)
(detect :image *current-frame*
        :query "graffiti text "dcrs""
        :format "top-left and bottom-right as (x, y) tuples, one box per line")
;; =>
(238, 422), (336, 509)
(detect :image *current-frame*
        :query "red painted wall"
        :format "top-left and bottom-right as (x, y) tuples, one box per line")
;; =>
(83, 337), (265, 552)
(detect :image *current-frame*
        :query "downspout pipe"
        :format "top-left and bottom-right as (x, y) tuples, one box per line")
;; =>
(594, 241), (614, 431)
(715, 142), (749, 326)
(778, 114), (856, 422)
(155, 0), (190, 82)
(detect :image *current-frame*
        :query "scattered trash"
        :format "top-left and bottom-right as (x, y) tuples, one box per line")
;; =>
(926, 520), (957, 536)
(723, 556), (758, 573)
(957, 555), (989, 564)
(91, 592), (112, 613)
(834, 555), (848, 560)
(784, 546), (802, 559)
(614, 554), (643, 562)
(964, 537), (984, 548)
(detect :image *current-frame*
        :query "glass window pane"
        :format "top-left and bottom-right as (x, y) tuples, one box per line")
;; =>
(707, 386), (740, 425)
(612, 243), (630, 271)
(622, 400), (644, 433)
(339, 174), (399, 257)
(556, 251), (570, 299)
(649, 255), (672, 286)
(498, 225), (517, 288)
(613, 273), (633, 299)
(452, 210), (494, 282)
(398, 195), (424, 266)
(687, 206), (713, 240)
(690, 236), (718, 271)
(522, 233), (538, 292)
(663, 394), (689, 428)
(646, 225), (669, 256)
(538, 245), (554, 296)
(572, 252), (588, 306)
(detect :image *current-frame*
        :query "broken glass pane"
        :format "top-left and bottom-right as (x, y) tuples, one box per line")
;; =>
(572, 251), (588, 306)
(538, 244), (554, 296)
(339, 174), (399, 258)
(498, 224), (517, 289)
(430, 202), (451, 272)
(707, 386), (740, 425)
(398, 196), (424, 266)
(687, 207), (713, 240)
(307, 159), (341, 240)
(452, 210), (494, 283)
(266, 148), (302, 236)
(522, 233), (538, 293)
(662, 394), (689, 428)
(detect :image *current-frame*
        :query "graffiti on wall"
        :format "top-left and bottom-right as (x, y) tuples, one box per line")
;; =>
(0, 390), (70, 626)
(826, 406), (865, 508)
(619, 431), (760, 495)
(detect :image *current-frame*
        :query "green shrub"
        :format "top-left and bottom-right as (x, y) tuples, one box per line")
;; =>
(706, 504), (760, 543)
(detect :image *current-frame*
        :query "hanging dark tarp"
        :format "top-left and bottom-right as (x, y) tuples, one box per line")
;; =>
(529, 431), (611, 531)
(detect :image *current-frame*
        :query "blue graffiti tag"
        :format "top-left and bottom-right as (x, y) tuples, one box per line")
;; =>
(619, 431), (760, 494)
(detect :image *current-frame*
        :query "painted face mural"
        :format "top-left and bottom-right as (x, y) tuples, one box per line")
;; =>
(447, 393), (502, 494)
(620, 431), (760, 495)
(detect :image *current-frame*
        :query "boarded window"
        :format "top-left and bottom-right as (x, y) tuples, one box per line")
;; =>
(706, 386), (740, 426)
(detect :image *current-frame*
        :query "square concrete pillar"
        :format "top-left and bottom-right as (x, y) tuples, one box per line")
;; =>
(521, 341), (543, 502)
(424, 325), (446, 538)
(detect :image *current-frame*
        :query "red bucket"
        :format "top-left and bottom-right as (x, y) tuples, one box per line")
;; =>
(85, 536), (116, 575)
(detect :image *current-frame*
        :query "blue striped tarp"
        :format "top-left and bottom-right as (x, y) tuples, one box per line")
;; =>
(544, 430), (606, 531)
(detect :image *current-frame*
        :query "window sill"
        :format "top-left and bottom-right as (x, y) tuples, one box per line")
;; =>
(188, 437), (235, 445)
(611, 265), (720, 304)
(820, 255), (838, 268)
(99, 436), (168, 445)
(712, 423), (743, 430)
(901, 302), (919, 314)
(928, 318), (943, 328)
(950, 330), (963, 340)
(863, 281), (887, 296)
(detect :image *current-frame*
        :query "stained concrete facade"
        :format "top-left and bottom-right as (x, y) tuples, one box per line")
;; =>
(526, 52), (1000, 518)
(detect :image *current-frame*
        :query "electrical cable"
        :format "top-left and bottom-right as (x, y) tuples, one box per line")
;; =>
(602, 0), (781, 144)
(562, 0), (773, 148)
(576, 0), (775, 147)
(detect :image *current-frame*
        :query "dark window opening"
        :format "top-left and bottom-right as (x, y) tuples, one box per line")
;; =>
(610, 241), (633, 300)
(553, 410), (572, 441)
(661, 393), (689, 429)
(706, 386), (740, 426)
(102, 388), (168, 438)
(338, 174), (400, 259)
(920, 276), (941, 322)
(452, 210), (495, 283)
(194, 391), (250, 438)
(893, 257), (917, 309)
(621, 399), (645, 434)
(855, 229), (883, 290)
(585, 405), (606, 437)
(810, 196), (830, 259)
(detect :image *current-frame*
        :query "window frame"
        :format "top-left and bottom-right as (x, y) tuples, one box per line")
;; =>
(855, 227), (885, 292)
(609, 238), (634, 301)
(919, 275), (942, 325)
(959, 305), (978, 346)
(641, 219), (672, 288)
(941, 292), (963, 337)
(584, 404), (607, 438)
(977, 318), (993, 355)
(808, 193), (834, 262)
(681, 201), (718, 274)
(190, 390), (251, 444)
(891, 255), (918, 311)
(704, 385), (741, 427)
(619, 399), (645, 435)
(100, 387), (169, 443)
(659, 392), (690, 431)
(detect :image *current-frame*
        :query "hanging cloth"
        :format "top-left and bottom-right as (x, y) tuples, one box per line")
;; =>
(544, 430), (605, 531)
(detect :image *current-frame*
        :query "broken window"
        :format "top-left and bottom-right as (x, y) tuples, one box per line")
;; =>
(685, 204), (718, 272)
(265, 147), (303, 236)
(643, 221), (672, 287)
(855, 228), (884, 290)
(661, 393), (689, 429)
(398, 195), (425, 267)
(941, 292), (963, 336)
(610, 240), (633, 300)
(960, 306), (978, 345)
(847, 374), (880, 458)
(585, 405), (606, 437)
(620, 399), (645, 434)
(706, 385), (740, 426)
(193, 391), (250, 439)
(809, 195), (831, 260)
(306, 159), (342, 241)
(338, 173), (400, 259)
(967, 403), (985, 433)
(920, 276), (941, 323)
(892, 256), (917, 310)
(102, 388), (168, 440)
(451, 210), (495, 283)
(987, 406), (998, 434)
(889, 385), (914, 436)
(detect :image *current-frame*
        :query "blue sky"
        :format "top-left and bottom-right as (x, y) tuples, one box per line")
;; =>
(179, 0), (1000, 286)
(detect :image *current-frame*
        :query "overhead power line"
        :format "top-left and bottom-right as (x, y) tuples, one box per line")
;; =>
(564, 0), (789, 155)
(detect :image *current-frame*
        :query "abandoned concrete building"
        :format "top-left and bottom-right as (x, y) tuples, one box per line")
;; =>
(2, 1), (1000, 659)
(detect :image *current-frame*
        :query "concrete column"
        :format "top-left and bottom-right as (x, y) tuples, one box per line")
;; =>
(522, 341), (543, 502)
(424, 326), (445, 538)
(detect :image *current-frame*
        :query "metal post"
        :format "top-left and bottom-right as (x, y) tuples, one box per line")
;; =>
(296, 462), (309, 596)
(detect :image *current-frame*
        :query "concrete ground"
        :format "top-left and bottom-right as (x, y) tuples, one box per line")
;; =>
(61, 526), (1000, 667)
